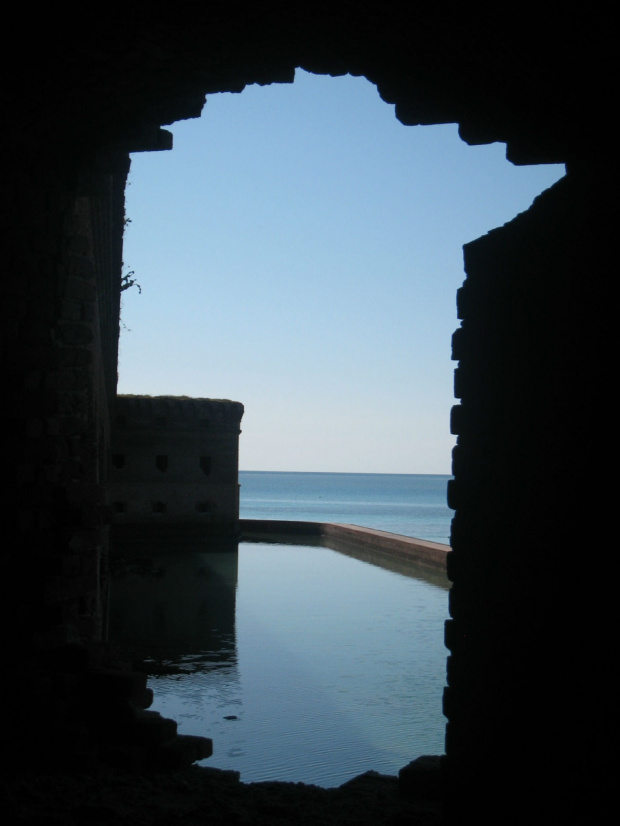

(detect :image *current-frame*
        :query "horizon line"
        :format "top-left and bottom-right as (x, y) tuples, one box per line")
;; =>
(239, 469), (452, 476)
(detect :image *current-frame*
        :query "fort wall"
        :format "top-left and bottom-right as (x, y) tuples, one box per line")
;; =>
(111, 395), (244, 546)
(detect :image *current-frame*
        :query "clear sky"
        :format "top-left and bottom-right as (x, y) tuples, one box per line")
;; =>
(118, 69), (565, 474)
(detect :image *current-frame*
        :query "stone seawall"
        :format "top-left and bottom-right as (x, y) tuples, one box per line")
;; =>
(239, 519), (449, 574)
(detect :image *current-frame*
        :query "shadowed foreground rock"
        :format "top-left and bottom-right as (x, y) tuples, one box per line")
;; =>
(3, 767), (442, 825)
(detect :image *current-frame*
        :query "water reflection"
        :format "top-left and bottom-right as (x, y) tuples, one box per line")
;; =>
(109, 540), (448, 787)
(109, 550), (239, 667)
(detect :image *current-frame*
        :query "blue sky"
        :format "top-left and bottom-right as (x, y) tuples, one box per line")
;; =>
(118, 69), (565, 474)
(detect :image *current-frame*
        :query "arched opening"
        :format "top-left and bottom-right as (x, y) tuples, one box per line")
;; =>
(112, 69), (565, 785)
(118, 70), (564, 476)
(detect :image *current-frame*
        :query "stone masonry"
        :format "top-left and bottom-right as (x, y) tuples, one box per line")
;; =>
(110, 395), (244, 546)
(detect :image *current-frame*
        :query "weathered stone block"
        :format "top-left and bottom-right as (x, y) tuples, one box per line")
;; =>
(153, 734), (213, 770)
(399, 755), (444, 799)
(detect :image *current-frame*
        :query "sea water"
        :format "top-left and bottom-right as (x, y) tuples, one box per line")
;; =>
(240, 471), (453, 544)
(111, 473), (452, 786)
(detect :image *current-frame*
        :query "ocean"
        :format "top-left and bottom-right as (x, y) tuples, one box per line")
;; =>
(239, 471), (453, 544)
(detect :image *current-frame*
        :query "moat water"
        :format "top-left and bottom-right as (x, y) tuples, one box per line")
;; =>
(110, 473), (451, 787)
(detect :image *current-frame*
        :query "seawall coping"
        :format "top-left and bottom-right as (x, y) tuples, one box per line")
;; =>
(239, 519), (449, 572)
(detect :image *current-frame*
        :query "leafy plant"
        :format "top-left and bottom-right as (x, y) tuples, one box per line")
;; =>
(121, 269), (141, 294)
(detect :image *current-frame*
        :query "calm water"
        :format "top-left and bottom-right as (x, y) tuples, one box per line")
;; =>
(240, 471), (453, 544)
(111, 473), (451, 787)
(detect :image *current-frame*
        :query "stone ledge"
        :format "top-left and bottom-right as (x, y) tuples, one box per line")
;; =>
(240, 519), (449, 572)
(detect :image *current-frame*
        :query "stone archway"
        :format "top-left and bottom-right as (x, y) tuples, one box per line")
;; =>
(2, 6), (613, 824)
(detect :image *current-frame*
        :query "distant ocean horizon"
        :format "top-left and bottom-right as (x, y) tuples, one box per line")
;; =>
(239, 470), (453, 545)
